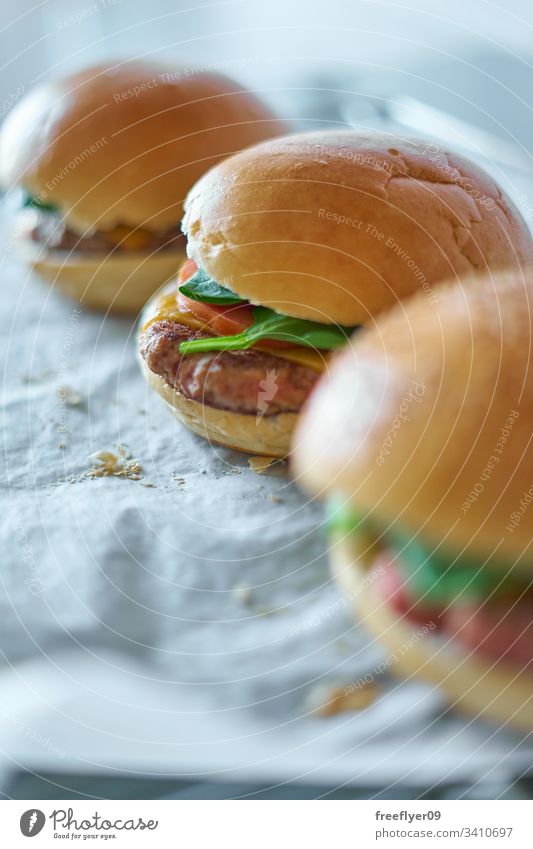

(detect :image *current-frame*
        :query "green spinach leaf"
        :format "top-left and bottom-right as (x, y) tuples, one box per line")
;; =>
(22, 191), (59, 213)
(179, 306), (354, 354)
(179, 267), (245, 305)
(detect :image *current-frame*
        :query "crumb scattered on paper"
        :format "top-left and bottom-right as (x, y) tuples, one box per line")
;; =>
(232, 583), (253, 606)
(248, 456), (278, 474)
(140, 481), (158, 488)
(61, 473), (87, 485)
(87, 446), (142, 480)
(172, 474), (186, 486)
(267, 493), (283, 503)
(20, 369), (54, 384)
(255, 605), (280, 617)
(307, 683), (380, 717)
(57, 385), (84, 407)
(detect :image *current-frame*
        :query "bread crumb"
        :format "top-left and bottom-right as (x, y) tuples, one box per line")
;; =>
(57, 385), (84, 407)
(20, 369), (54, 384)
(248, 456), (278, 474)
(140, 481), (158, 488)
(58, 442), (66, 450)
(255, 605), (279, 617)
(232, 583), (253, 605)
(87, 447), (142, 480)
(267, 493), (283, 503)
(172, 474), (186, 486)
(307, 683), (380, 717)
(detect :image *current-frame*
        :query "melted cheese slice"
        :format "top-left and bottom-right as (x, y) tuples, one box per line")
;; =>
(142, 291), (327, 373)
(106, 225), (154, 250)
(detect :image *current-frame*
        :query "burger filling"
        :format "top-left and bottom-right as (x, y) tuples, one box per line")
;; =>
(139, 260), (357, 417)
(20, 193), (183, 254)
(328, 500), (533, 668)
(175, 261), (355, 355)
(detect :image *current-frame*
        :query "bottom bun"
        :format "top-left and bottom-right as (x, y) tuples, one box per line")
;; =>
(330, 535), (533, 733)
(139, 355), (295, 457)
(20, 238), (184, 314)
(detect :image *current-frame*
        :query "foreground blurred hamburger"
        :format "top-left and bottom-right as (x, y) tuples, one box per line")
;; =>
(293, 267), (533, 732)
(0, 60), (284, 312)
(139, 130), (532, 457)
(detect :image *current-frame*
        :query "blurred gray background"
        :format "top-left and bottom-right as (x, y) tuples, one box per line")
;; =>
(1, 0), (533, 142)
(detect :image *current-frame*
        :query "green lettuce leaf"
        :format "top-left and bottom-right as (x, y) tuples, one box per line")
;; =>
(179, 267), (245, 305)
(179, 306), (354, 354)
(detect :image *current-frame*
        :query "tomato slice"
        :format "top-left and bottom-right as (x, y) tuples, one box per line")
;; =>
(177, 292), (255, 336)
(178, 258), (199, 284)
(374, 550), (533, 667)
(446, 599), (533, 666)
(177, 260), (254, 335)
(373, 554), (443, 629)
(176, 259), (293, 349)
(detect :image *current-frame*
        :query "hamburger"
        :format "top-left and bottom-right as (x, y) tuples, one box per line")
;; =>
(138, 130), (533, 457)
(293, 267), (533, 732)
(0, 60), (285, 313)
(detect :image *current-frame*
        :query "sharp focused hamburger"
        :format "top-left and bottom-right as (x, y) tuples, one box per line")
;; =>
(293, 267), (533, 732)
(0, 60), (285, 312)
(138, 130), (533, 457)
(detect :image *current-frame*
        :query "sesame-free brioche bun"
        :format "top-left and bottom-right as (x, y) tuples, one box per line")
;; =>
(183, 130), (533, 324)
(138, 352), (295, 457)
(293, 266), (533, 566)
(0, 60), (286, 234)
(330, 535), (533, 733)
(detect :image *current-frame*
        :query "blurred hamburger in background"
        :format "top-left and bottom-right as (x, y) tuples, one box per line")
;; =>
(0, 60), (285, 313)
(139, 130), (533, 457)
(293, 267), (533, 732)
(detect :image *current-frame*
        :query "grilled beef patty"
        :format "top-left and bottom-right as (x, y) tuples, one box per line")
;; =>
(140, 320), (319, 415)
(22, 209), (183, 253)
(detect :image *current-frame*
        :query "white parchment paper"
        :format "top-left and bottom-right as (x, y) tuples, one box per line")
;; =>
(1, 197), (532, 793)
